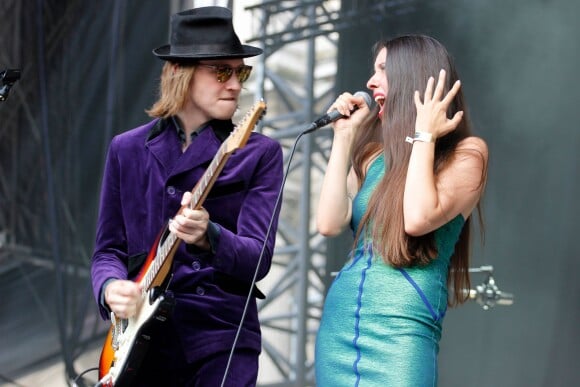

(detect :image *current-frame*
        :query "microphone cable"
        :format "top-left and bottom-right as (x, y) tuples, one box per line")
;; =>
(220, 126), (312, 387)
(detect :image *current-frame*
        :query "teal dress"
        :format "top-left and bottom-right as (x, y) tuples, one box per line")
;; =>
(315, 154), (464, 387)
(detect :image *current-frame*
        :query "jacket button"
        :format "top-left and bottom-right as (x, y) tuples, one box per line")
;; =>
(191, 260), (201, 271)
(196, 286), (205, 296)
(167, 186), (176, 195)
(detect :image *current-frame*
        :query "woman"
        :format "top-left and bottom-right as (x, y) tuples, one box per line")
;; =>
(314, 35), (488, 386)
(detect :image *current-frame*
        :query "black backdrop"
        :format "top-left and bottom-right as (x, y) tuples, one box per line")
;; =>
(0, 0), (168, 384)
(0, 0), (579, 386)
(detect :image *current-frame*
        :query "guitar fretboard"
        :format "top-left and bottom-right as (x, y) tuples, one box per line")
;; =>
(140, 143), (228, 293)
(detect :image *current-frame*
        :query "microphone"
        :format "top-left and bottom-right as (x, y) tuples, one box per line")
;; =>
(467, 265), (514, 310)
(303, 91), (373, 134)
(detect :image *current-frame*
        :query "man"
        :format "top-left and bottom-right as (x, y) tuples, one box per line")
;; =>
(91, 6), (283, 386)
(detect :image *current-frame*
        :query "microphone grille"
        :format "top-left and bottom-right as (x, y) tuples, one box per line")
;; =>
(354, 91), (373, 109)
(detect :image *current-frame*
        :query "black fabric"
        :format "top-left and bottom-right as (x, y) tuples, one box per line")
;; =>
(127, 252), (148, 278)
(147, 117), (233, 144)
(214, 272), (266, 300)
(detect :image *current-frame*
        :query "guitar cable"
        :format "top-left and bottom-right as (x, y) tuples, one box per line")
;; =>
(219, 128), (310, 387)
(72, 367), (99, 387)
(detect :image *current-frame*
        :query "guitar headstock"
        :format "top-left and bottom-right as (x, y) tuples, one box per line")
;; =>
(223, 100), (267, 154)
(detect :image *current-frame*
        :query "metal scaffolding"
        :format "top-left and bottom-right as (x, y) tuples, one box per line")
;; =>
(244, 1), (341, 384)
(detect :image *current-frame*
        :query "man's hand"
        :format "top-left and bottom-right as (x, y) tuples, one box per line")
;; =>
(104, 279), (142, 319)
(169, 191), (211, 250)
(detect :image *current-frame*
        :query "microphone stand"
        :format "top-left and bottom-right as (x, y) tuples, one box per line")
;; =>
(468, 265), (514, 310)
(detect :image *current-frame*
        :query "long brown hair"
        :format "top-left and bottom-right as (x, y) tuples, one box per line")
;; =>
(146, 62), (196, 118)
(353, 35), (486, 306)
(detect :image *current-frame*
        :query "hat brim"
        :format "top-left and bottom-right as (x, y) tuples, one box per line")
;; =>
(152, 44), (263, 61)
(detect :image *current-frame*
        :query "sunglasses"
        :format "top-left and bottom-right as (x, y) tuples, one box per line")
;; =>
(197, 64), (253, 83)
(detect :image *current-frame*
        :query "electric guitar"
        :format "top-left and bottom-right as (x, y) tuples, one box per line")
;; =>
(97, 100), (267, 387)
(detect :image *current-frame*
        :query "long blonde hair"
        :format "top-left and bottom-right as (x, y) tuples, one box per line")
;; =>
(146, 62), (196, 118)
(353, 35), (487, 306)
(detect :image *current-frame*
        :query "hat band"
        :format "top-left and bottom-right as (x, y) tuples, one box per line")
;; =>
(171, 43), (243, 56)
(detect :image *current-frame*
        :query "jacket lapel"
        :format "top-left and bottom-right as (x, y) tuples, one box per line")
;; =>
(173, 128), (222, 176)
(145, 120), (223, 179)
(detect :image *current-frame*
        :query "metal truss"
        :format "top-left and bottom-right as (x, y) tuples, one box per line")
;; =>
(242, 2), (341, 385)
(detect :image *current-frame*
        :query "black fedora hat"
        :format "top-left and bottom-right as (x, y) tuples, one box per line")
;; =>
(153, 6), (262, 61)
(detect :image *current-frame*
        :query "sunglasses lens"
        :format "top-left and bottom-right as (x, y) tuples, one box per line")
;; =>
(216, 67), (233, 82)
(201, 64), (252, 83)
(237, 66), (252, 83)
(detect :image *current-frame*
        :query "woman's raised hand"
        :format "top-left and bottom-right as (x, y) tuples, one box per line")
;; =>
(414, 69), (463, 139)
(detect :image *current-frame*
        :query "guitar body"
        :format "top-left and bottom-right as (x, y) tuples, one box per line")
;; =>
(98, 292), (175, 386)
(96, 101), (266, 386)
(98, 227), (178, 387)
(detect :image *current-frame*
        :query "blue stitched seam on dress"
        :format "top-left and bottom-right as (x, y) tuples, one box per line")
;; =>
(345, 249), (357, 269)
(398, 268), (444, 322)
(335, 250), (356, 281)
(435, 269), (447, 320)
(352, 243), (373, 386)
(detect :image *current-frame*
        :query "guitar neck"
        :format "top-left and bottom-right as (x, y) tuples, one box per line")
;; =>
(189, 143), (229, 210)
(139, 141), (232, 291)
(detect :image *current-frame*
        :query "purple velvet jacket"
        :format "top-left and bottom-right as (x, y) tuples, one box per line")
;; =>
(90, 117), (283, 363)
